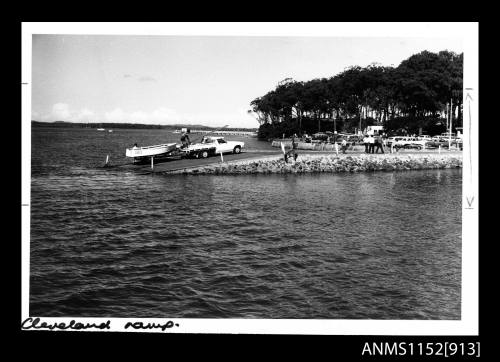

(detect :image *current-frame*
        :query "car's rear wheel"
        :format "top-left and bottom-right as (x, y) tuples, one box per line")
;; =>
(233, 146), (241, 154)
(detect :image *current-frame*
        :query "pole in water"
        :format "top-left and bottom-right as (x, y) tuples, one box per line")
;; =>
(220, 151), (224, 163)
(151, 156), (154, 170)
(105, 155), (109, 165)
(335, 142), (339, 155)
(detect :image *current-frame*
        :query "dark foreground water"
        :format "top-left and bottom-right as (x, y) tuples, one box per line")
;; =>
(30, 127), (462, 319)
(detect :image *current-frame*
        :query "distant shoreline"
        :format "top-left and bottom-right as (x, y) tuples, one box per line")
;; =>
(30, 121), (257, 132)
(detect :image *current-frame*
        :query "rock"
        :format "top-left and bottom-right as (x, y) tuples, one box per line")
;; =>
(170, 153), (462, 175)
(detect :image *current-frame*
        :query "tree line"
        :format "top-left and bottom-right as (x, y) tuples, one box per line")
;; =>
(249, 50), (463, 139)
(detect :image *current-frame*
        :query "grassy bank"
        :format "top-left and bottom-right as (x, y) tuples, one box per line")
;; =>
(166, 153), (462, 175)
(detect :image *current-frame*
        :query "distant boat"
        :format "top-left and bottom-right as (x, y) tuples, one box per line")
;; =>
(97, 128), (105, 131)
(173, 130), (181, 134)
(108, 130), (113, 133)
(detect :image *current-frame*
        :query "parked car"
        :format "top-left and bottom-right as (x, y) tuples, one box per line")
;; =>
(390, 137), (427, 150)
(416, 135), (432, 141)
(346, 135), (362, 144)
(385, 136), (406, 147)
(332, 136), (346, 145)
(302, 134), (313, 143)
(334, 134), (360, 144)
(312, 132), (329, 141)
(440, 132), (456, 138)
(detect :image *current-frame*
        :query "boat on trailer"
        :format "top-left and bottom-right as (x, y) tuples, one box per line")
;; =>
(126, 143), (179, 164)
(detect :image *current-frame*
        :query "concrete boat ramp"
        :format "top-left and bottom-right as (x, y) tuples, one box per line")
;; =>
(111, 150), (283, 174)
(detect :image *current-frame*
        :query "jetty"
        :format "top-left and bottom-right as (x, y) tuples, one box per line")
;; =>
(188, 129), (257, 137)
(115, 150), (280, 173)
(165, 152), (462, 175)
(113, 149), (462, 175)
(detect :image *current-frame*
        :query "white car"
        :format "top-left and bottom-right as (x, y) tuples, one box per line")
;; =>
(180, 137), (245, 158)
(416, 135), (431, 141)
(200, 136), (245, 154)
(392, 137), (427, 150)
(386, 136), (405, 146)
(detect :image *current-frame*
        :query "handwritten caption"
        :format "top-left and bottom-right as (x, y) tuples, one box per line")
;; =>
(21, 317), (180, 332)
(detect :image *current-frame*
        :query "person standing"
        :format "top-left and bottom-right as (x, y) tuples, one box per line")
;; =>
(368, 134), (375, 154)
(292, 134), (298, 161)
(363, 134), (369, 153)
(285, 134), (298, 162)
(180, 132), (191, 148)
(341, 138), (348, 154)
(374, 134), (384, 153)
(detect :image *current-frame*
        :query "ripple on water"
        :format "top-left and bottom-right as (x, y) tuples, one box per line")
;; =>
(30, 128), (462, 319)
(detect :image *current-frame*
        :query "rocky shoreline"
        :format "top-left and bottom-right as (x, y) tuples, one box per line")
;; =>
(166, 153), (462, 175)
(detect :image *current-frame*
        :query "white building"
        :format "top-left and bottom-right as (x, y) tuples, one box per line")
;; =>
(365, 125), (384, 135)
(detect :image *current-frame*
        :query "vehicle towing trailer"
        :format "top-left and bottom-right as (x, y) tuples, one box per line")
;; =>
(179, 144), (217, 159)
(179, 137), (244, 159)
(125, 137), (244, 164)
(125, 143), (218, 164)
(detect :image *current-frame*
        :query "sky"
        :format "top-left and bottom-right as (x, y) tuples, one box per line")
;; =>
(31, 35), (463, 128)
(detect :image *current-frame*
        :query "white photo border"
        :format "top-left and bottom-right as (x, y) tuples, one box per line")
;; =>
(21, 22), (479, 335)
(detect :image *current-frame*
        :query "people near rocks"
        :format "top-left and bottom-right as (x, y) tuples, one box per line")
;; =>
(374, 134), (385, 154)
(180, 132), (191, 148)
(285, 133), (299, 163)
(368, 134), (375, 154)
(341, 138), (348, 154)
(363, 134), (370, 153)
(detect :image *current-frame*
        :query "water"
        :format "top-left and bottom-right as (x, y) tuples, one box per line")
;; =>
(29, 127), (462, 319)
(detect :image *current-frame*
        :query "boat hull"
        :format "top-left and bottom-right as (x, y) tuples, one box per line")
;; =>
(126, 143), (178, 158)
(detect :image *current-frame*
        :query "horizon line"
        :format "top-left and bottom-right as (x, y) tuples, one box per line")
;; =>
(31, 120), (258, 130)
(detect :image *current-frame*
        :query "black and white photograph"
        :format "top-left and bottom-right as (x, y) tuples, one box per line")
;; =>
(21, 22), (478, 336)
